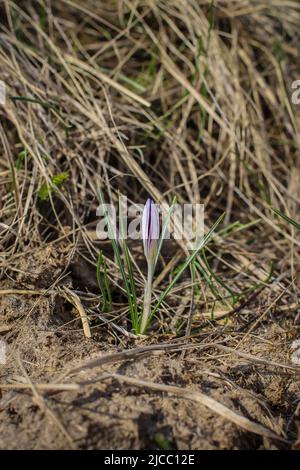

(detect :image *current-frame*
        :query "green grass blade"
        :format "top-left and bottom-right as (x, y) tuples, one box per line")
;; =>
(97, 190), (136, 328)
(97, 251), (112, 313)
(96, 251), (107, 312)
(151, 212), (225, 320)
(272, 208), (300, 230)
(153, 196), (177, 270)
(201, 250), (236, 303)
(102, 256), (113, 312)
(118, 194), (139, 331)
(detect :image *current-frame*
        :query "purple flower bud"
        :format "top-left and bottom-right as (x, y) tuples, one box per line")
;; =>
(142, 198), (160, 265)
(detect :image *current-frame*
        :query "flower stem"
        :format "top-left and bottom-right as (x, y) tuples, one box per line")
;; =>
(140, 263), (153, 334)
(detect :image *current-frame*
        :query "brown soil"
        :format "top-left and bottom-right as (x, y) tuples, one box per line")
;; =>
(1, 247), (299, 450)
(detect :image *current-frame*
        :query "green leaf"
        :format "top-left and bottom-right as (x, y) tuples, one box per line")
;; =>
(15, 149), (27, 171)
(38, 172), (69, 201)
(272, 208), (300, 230)
(154, 196), (177, 269)
(97, 251), (112, 313)
(97, 189), (138, 332)
(150, 212), (225, 322)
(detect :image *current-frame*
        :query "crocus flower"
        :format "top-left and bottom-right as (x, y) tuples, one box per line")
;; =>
(142, 198), (160, 268)
(140, 198), (160, 334)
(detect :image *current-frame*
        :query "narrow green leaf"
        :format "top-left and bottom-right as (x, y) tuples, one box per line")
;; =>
(151, 212), (225, 319)
(97, 251), (106, 312)
(272, 208), (300, 230)
(153, 196), (177, 269)
(98, 190), (138, 331)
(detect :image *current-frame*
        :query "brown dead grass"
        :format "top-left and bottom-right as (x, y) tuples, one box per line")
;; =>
(0, 0), (300, 450)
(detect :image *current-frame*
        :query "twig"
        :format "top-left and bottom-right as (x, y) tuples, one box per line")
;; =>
(62, 288), (92, 338)
(15, 353), (77, 449)
(110, 373), (286, 442)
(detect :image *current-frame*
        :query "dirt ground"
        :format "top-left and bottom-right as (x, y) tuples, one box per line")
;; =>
(0, 245), (299, 450)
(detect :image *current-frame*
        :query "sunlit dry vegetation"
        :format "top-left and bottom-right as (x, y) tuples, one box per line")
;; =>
(0, 0), (300, 450)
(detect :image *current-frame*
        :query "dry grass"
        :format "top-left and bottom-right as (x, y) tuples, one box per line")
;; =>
(0, 0), (300, 450)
